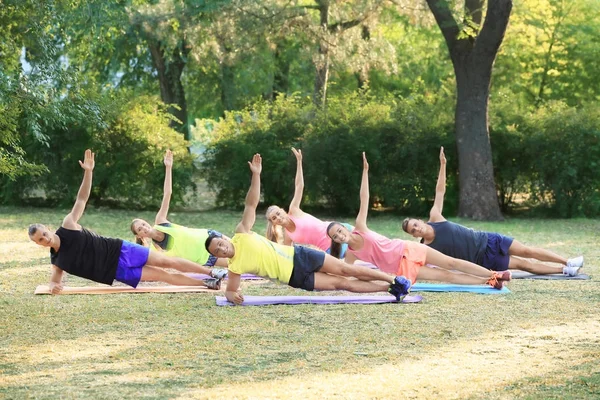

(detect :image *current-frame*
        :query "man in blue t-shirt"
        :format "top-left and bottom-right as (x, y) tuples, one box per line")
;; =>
(401, 147), (583, 277)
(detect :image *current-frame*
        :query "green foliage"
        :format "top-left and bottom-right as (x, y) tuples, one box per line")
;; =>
(200, 93), (455, 215)
(490, 98), (600, 217)
(0, 92), (194, 209)
(197, 96), (312, 207)
(523, 102), (600, 217)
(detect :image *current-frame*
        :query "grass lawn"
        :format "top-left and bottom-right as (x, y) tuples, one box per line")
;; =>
(1, 206), (599, 399)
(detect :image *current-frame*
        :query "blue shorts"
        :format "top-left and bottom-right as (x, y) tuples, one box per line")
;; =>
(482, 233), (514, 271)
(115, 241), (150, 288)
(288, 245), (326, 291)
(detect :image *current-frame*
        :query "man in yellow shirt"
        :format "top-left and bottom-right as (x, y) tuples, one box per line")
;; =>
(205, 154), (411, 305)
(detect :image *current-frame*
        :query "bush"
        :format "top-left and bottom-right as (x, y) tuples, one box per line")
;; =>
(0, 91), (195, 209)
(524, 102), (600, 217)
(200, 92), (456, 215)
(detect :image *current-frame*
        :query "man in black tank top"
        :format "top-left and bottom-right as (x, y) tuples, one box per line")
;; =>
(401, 147), (583, 277)
(28, 150), (225, 294)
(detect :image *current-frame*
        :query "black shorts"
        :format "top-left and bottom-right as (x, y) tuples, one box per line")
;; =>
(288, 245), (326, 291)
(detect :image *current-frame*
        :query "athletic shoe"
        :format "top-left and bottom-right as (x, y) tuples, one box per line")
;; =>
(495, 270), (512, 282)
(210, 268), (228, 279)
(203, 278), (222, 290)
(389, 275), (411, 301)
(563, 265), (582, 277)
(566, 256), (584, 269)
(486, 275), (503, 290)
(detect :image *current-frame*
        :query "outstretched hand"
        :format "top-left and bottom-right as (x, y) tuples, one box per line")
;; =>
(362, 152), (369, 171)
(439, 146), (446, 165)
(79, 149), (95, 172)
(164, 149), (173, 168)
(248, 153), (262, 174)
(292, 147), (302, 161)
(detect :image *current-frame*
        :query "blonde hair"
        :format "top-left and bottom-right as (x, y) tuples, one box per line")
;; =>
(265, 205), (285, 243)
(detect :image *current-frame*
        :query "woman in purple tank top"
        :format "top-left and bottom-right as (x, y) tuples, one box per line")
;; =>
(265, 148), (351, 256)
(327, 153), (510, 290)
(401, 147), (583, 277)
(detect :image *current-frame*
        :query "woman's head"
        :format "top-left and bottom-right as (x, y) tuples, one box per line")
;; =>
(265, 205), (289, 243)
(326, 222), (351, 259)
(401, 218), (428, 238)
(327, 222), (352, 244)
(130, 218), (153, 245)
(265, 205), (289, 226)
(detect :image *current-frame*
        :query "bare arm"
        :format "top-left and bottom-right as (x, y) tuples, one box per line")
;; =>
(355, 152), (369, 231)
(344, 251), (358, 265)
(63, 149), (95, 230)
(288, 148), (305, 215)
(429, 147), (447, 223)
(155, 150), (173, 225)
(235, 154), (262, 233)
(49, 265), (64, 294)
(224, 272), (244, 305)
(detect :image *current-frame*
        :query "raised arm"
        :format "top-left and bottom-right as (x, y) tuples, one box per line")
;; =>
(235, 154), (262, 233)
(288, 148), (304, 215)
(62, 149), (95, 230)
(355, 152), (370, 231)
(154, 150), (173, 225)
(429, 146), (447, 223)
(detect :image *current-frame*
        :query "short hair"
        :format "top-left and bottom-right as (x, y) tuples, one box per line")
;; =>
(204, 231), (223, 255)
(28, 223), (44, 237)
(401, 218), (411, 233)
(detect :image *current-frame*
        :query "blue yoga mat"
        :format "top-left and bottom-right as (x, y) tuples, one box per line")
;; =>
(410, 283), (510, 294)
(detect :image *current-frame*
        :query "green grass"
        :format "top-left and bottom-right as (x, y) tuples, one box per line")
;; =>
(1, 206), (599, 399)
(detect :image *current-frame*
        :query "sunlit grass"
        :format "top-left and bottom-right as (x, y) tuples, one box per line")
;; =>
(1, 206), (599, 399)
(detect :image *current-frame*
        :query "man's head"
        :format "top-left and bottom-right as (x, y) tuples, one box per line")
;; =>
(205, 231), (235, 258)
(28, 224), (56, 248)
(401, 218), (429, 238)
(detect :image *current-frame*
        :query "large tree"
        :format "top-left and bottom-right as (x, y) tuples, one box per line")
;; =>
(426, 0), (512, 220)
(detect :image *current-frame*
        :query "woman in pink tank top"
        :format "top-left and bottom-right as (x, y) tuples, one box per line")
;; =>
(265, 148), (352, 256)
(326, 153), (510, 289)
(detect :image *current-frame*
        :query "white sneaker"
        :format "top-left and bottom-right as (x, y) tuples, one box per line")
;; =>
(567, 256), (584, 269)
(563, 265), (582, 277)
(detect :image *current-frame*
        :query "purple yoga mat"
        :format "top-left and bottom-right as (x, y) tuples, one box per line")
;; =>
(186, 273), (264, 280)
(215, 294), (422, 306)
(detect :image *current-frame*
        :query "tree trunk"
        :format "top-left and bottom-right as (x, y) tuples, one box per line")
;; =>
(454, 64), (503, 219)
(148, 39), (191, 141)
(356, 24), (371, 90)
(273, 45), (291, 99)
(427, 0), (512, 220)
(313, 1), (330, 108)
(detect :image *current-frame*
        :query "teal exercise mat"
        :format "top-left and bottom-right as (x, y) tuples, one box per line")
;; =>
(410, 283), (510, 294)
(510, 271), (591, 280)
